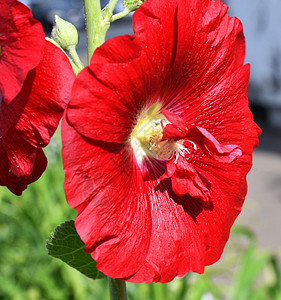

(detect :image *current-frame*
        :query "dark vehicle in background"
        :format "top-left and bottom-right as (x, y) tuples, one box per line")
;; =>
(31, 0), (85, 30)
(25, 0), (126, 30)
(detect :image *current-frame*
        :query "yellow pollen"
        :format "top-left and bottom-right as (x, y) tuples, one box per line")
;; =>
(130, 103), (177, 163)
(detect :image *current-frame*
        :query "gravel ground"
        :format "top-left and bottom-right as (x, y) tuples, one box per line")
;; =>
(237, 118), (281, 257)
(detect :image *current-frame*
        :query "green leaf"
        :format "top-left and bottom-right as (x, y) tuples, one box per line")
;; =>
(46, 220), (106, 280)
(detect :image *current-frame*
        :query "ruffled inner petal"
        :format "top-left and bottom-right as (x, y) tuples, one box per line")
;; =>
(158, 109), (242, 199)
(186, 126), (242, 163)
(162, 157), (211, 199)
(161, 123), (185, 141)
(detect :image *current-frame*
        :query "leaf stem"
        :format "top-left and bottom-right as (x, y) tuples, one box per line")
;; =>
(68, 46), (85, 71)
(112, 8), (131, 22)
(108, 278), (128, 300)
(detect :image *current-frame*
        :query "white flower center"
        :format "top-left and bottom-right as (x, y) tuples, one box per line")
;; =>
(130, 103), (177, 163)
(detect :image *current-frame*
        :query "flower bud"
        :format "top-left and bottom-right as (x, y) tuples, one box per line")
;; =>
(123, 0), (145, 11)
(51, 15), (78, 52)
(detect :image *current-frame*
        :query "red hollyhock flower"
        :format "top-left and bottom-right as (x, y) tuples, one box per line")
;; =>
(0, 0), (44, 103)
(62, 0), (261, 283)
(0, 0), (75, 195)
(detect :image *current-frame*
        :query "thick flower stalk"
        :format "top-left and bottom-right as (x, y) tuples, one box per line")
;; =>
(0, 0), (75, 195)
(62, 0), (261, 283)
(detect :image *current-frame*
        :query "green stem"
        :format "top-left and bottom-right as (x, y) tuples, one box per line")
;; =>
(107, 0), (119, 14)
(108, 278), (128, 300)
(83, 0), (109, 64)
(112, 8), (131, 22)
(68, 46), (85, 71)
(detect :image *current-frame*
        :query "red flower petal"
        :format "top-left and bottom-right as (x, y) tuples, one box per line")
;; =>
(63, 0), (261, 283)
(0, 0), (45, 103)
(13, 41), (75, 148)
(62, 117), (152, 278)
(0, 128), (47, 195)
(164, 156), (211, 199)
(0, 40), (75, 194)
(67, 0), (179, 143)
(161, 0), (246, 111)
(187, 126), (242, 163)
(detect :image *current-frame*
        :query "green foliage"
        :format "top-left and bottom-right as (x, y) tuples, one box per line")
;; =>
(0, 137), (109, 300)
(228, 228), (281, 300)
(47, 220), (106, 280)
(0, 136), (280, 299)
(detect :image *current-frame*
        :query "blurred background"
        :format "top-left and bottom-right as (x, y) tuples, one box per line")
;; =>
(0, 0), (280, 299)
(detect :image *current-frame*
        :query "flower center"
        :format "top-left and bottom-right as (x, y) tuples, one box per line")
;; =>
(131, 103), (177, 163)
